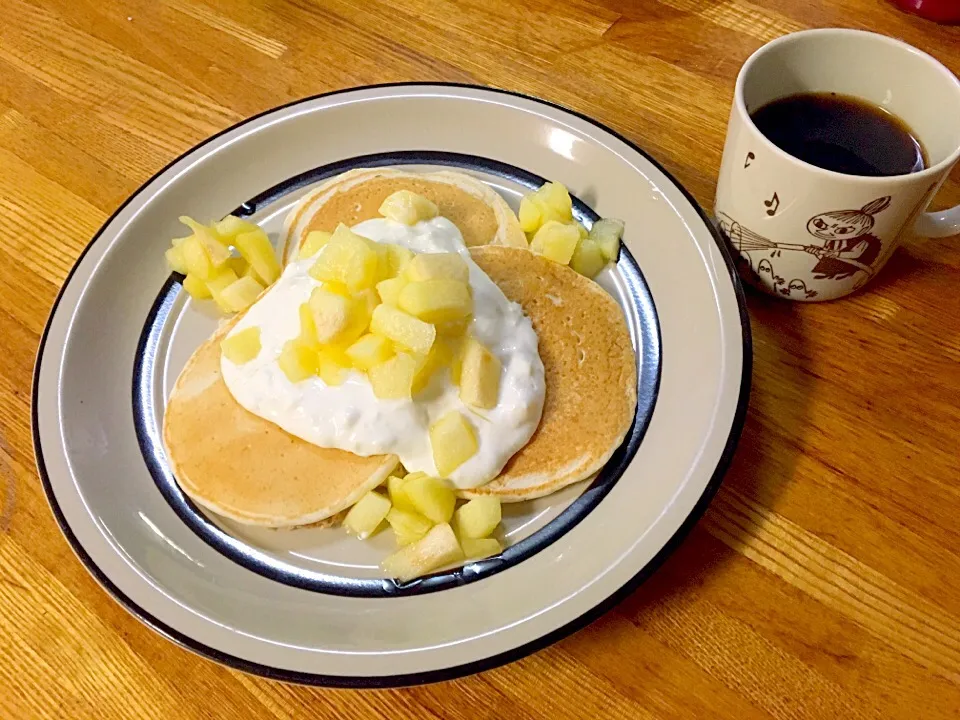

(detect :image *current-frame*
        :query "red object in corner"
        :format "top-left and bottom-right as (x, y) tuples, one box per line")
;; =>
(893, 0), (960, 23)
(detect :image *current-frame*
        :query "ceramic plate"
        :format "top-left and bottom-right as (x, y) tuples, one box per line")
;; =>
(34, 84), (750, 687)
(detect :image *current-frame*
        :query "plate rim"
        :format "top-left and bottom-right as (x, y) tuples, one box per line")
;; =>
(32, 81), (752, 688)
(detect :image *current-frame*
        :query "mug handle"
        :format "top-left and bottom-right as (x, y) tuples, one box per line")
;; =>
(915, 205), (960, 238)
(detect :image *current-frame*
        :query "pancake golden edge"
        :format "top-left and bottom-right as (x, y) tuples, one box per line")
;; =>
(162, 313), (399, 528)
(281, 168), (527, 264)
(461, 246), (637, 502)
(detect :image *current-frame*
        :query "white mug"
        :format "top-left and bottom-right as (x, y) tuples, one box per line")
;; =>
(715, 29), (960, 302)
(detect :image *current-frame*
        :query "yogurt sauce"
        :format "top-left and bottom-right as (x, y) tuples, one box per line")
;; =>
(220, 217), (545, 489)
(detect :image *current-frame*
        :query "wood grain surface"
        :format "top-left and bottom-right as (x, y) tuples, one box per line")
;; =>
(2, 1), (959, 718)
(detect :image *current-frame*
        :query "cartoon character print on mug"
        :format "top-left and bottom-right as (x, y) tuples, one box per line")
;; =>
(718, 195), (896, 300)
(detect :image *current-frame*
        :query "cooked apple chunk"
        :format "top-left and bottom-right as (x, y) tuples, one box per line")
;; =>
(343, 491), (392, 539)
(369, 305), (435, 355)
(398, 279), (472, 324)
(379, 190), (439, 225)
(403, 251), (469, 283)
(429, 411), (478, 477)
(380, 523), (463, 582)
(458, 337), (500, 409)
(220, 326), (261, 365)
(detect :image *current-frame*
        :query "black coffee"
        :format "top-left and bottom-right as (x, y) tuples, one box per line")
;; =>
(750, 92), (926, 177)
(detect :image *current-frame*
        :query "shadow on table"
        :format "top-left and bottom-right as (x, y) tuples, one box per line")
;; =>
(602, 285), (817, 619)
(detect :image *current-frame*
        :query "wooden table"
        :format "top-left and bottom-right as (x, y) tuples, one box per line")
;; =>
(2, 1), (958, 717)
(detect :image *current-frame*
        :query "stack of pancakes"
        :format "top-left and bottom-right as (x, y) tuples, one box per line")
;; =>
(163, 170), (637, 528)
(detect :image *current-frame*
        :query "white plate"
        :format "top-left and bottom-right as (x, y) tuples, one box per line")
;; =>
(34, 84), (750, 686)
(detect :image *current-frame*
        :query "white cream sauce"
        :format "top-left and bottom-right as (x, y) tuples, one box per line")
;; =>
(220, 217), (545, 489)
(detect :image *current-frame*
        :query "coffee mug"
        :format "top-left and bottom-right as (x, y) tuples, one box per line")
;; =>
(715, 29), (960, 301)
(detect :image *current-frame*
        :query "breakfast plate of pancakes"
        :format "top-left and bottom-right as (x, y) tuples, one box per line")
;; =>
(34, 84), (750, 686)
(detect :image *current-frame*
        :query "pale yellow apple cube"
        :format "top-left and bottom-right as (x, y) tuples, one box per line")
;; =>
(206, 267), (241, 312)
(570, 237), (607, 279)
(385, 244), (414, 277)
(380, 523), (463, 581)
(588, 217), (624, 262)
(458, 337), (501, 409)
(385, 507), (434, 548)
(412, 339), (453, 394)
(298, 302), (318, 347)
(530, 220), (580, 265)
(518, 195), (542, 233)
(300, 230), (332, 259)
(180, 235), (214, 280)
(429, 411), (478, 477)
(370, 305), (435, 355)
(345, 333), (394, 371)
(460, 537), (502, 559)
(309, 223), (379, 291)
(453, 496), (501, 539)
(379, 190), (439, 225)
(220, 326), (261, 365)
(398, 280), (473, 324)
(308, 287), (354, 344)
(214, 215), (259, 240)
(218, 276), (264, 313)
(404, 474), (456, 524)
(343, 491), (392, 540)
(277, 340), (319, 382)
(368, 352), (418, 400)
(165, 245), (188, 274)
(181, 273), (212, 300)
(180, 216), (232, 266)
(317, 346), (349, 386)
(376, 277), (407, 307)
(536, 182), (573, 222)
(386, 475), (418, 514)
(235, 229), (280, 285)
(404, 252), (469, 283)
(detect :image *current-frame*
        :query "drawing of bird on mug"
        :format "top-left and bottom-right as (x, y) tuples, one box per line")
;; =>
(717, 196), (890, 283)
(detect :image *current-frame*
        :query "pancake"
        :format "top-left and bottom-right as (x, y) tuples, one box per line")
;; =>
(162, 314), (399, 528)
(281, 168), (527, 263)
(460, 246), (637, 502)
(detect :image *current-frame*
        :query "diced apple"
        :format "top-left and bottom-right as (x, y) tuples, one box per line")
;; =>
(343, 491), (392, 539)
(404, 252), (469, 283)
(435, 318), (470, 337)
(218, 276), (264, 312)
(181, 273), (212, 299)
(385, 507), (434, 548)
(379, 190), (439, 225)
(308, 287), (354, 344)
(165, 245), (188, 274)
(180, 235), (214, 280)
(404, 474), (456, 524)
(277, 340), (319, 382)
(317, 346), (349, 386)
(298, 302), (318, 346)
(214, 215), (259, 240)
(570, 237), (607, 278)
(380, 523), (463, 581)
(387, 474), (419, 513)
(235, 229), (280, 284)
(370, 305), (435, 355)
(458, 337), (501, 409)
(345, 333), (394, 371)
(180, 216), (232, 265)
(453, 496), (502, 539)
(460, 537), (502, 559)
(309, 223), (379, 291)
(429, 411), (478, 477)
(300, 230), (332, 259)
(530, 220), (580, 265)
(385, 244), (414, 276)
(536, 181), (573, 221)
(368, 352), (418, 400)
(398, 279), (473, 324)
(221, 326), (262, 365)
(576, 222), (589, 239)
(518, 196), (542, 233)
(376, 277), (407, 307)
(412, 339), (453, 394)
(588, 217), (625, 262)
(206, 267), (241, 312)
